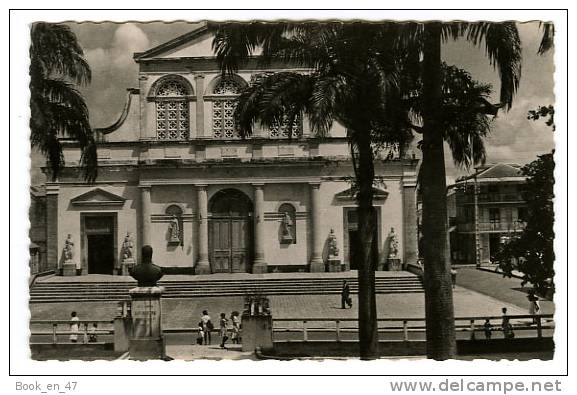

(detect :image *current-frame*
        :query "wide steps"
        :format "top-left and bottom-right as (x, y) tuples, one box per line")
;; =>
(30, 276), (424, 303)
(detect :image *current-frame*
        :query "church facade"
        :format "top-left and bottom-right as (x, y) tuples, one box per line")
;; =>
(46, 25), (419, 276)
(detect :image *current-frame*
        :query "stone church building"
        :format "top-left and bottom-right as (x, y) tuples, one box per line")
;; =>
(46, 25), (419, 276)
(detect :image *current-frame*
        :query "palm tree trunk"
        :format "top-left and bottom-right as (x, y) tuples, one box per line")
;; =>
(355, 129), (379, 360)
(420, 22), (457, 360)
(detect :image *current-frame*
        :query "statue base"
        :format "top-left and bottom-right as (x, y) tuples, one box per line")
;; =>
(387, 258), (402, 271)
(327, 258), (342, 272)
(128, 286), (165, 360)
(241, 314), (273, 353)
(309, 260), (325, 273)
(121, 258), (136, 276)
(62, 262), (78, 276)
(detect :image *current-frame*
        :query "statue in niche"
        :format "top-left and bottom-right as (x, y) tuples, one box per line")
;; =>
(169, 215), (180, 244)
(388, 227), (399, 259)
(281, 212), (294, 242)
(121, 232), (134, 261)
(63, 234), (74, 263)
(328, 229), (339, 258)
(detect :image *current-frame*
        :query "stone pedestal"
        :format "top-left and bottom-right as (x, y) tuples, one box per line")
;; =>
(62, 262), (78, 276)
(387, 258), (402, 271)
(128, 286), (165, 360)
(241, 314), (273, 352)
(327, 258), (342, 272)
(114, 317), (132, 353)
(121, 258), (135, 276)
(252, 263), (268, 274)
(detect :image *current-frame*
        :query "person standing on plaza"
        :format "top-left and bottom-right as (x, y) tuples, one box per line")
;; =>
(501, 307), (514, 339)
(483, 319), (493, 339)
(219, 312), (229, 349)
(528, 291), (541, 324)
(201, 310), (212, 345)
(230, 311), (241, 344)
(341, 280), (352, 309)
(69, 311), (80, 343)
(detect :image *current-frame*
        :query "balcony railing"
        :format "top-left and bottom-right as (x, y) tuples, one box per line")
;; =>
(457, 221), (526, 232)
(460, 193), (525, 204)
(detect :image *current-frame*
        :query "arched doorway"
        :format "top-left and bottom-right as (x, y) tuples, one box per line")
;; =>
(209, 189), (253, 273)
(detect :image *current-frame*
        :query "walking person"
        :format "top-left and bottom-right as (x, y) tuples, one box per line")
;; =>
(230, 311), (241, 344)
(201, 310), (212, 345)
(219, 313), (229, 349)
(528, 291), (541, 324)
(341, 280), (352, 309)
(483, 319), (493, 339)
(69, 311), (80, 343)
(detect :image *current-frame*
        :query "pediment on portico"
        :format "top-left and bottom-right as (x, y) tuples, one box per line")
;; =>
(70, 188), (126, 206)
(134, 24), (216, 60)
(335, 186), (389, 201)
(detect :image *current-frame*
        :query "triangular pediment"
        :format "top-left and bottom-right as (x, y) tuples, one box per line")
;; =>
(335, 186), (388, 201)
(70, 188), (126, 206)
(135, 24), (217, 60)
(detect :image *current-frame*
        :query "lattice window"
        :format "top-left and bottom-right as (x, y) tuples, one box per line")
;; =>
(269, 114), (303, 138)
(156, 80), (189, 140)
(212, 78), (242, 139)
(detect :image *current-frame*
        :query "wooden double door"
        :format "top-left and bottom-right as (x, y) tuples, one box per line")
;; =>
(209, 216), (252, 273)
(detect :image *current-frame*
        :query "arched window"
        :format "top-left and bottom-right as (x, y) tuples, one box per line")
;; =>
(166, 204), (184, 245)
(278, 203), (297, 244)
(155, 79), (190, 140)
(212, 78), (242, 139)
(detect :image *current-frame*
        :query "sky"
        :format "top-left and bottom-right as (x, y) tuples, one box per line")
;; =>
(31, 21), (556, 184)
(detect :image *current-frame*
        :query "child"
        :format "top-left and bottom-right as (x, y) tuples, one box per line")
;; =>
(196, 321), (204, 345)
(501, 307), (515, 339)
(88, 323), (98, 343)
(219, 313), (229, 349)
(483, 319), (492, 339)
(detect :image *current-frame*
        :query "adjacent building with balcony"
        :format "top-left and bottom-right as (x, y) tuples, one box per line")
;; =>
(448, 163), (527, 265)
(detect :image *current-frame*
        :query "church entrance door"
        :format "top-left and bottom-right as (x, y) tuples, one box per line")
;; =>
(82, 214), (117, 275)
(209, 189), (253, 273)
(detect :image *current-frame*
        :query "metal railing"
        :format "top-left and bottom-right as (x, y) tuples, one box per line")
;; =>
(458, 221), (526, 232)
(272, 314), (554, 342)
(29, 320), (114, 344)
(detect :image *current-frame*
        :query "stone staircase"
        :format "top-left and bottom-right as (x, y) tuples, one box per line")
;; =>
(29, 275), (424, 303)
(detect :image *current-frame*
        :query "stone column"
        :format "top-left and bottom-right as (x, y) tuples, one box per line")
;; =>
(309, 182), (325, 272)
(196, 184), (211, 274)
(252, 184), (267, 273)
(402, 171), (419, 267)
(45, 184), (59, 274)
(140, 186), (152, 246)
(194, 74), (205, 138)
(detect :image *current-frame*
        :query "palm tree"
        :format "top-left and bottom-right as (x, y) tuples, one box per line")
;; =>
(210, 21), (504, 359)
(396, 21), (521, 359)
(212, 22), (414, 359)
(30, 22), (97, 182)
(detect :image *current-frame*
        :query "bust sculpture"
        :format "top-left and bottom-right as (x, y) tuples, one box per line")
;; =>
(328, 229), (339, 257)
(169, 215), (180, 243)
(63, 234), (74, 262)
(388, 227), (399, 259)
(121, 232), (134, 261)
(129, 245), (163, 287)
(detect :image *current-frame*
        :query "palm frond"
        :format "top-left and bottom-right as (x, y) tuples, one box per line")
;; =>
(538, 22), (554, 55)
(463, 22), (521, 110)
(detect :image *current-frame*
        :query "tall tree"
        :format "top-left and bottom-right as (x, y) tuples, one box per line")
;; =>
(211, 22), (414, 359)
(210, 22), (502, 359)
(495, 152), (555, 295)
(30, 22), (97, 182)
(395, 21), (521, 359)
